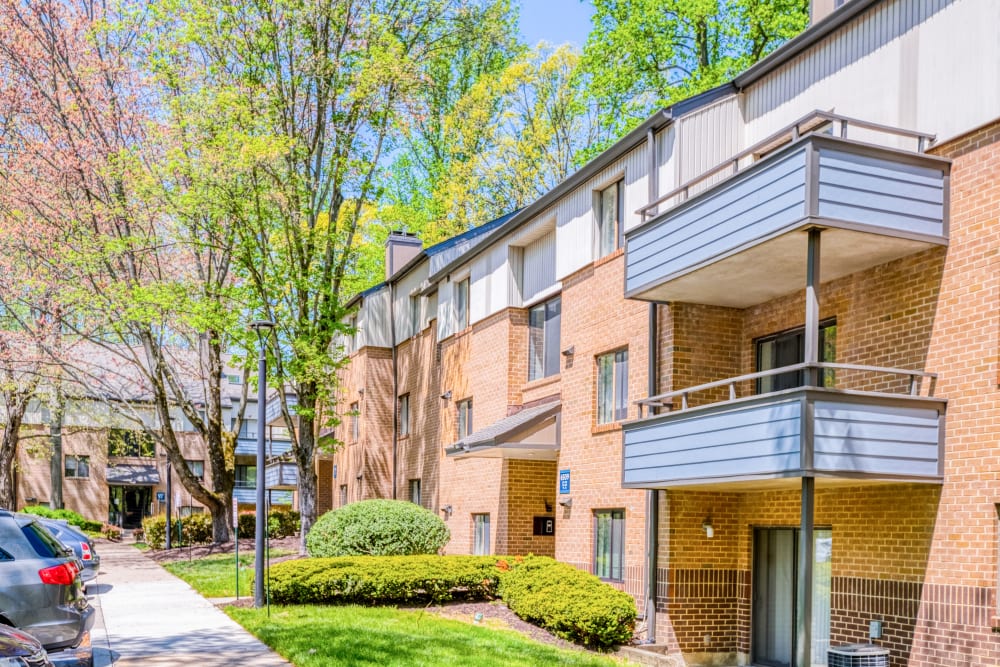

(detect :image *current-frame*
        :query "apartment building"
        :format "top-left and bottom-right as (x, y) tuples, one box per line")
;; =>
(14, 354), (294, 528)
(330, 0), (999, 664)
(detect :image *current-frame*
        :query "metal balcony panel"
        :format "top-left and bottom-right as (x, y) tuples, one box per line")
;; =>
(235, 437), (292, 457)
(233, 486), (293, 505)
(622, 389), (944, 489)
(625, 136), (949, 307)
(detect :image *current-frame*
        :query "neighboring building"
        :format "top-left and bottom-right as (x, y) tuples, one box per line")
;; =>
(13, 350), (295, 528)
(334, 1), (1000, 665)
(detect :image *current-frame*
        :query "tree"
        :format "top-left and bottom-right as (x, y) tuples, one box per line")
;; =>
(159, 0), (480, 549)
(0, 0), (250, 541)
(578, 0), (809, 156)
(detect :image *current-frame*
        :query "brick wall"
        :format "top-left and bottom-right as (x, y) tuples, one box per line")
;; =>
(395, 322), (442, 509)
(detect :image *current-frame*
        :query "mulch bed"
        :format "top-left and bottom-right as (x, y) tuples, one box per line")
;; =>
(143, 536), (304, 564)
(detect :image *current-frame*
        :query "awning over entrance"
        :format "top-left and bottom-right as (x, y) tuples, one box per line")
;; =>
(445, 400), (560, 460)
(106, 464), (160, 486)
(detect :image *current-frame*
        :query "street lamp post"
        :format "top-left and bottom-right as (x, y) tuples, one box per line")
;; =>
(250, 320), (275, 609)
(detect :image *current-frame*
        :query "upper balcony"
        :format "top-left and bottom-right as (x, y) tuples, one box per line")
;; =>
(235, 436), (292, 457)
(622, 363), (944, 490)
(625, 112), (950, 307)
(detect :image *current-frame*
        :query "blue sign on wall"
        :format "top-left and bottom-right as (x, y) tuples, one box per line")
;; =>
(333, 464), (338, 479)
(156, 491), (166, 502)
(558, 469), (570, 494)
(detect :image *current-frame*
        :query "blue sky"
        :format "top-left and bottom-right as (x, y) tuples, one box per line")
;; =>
(517, 0), (596, 50)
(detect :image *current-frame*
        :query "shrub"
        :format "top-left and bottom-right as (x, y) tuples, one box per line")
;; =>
(498, 556), (636, 648)
(237, 509), (300, 539)
(264, 555), (501, 605)
(21, 506), (102, 532)
(102, 524), (123, 541)
(141, 514), (215, 549)
(305, 500), (449, 557)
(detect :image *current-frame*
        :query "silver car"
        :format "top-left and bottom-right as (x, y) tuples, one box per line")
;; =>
(35, 519), (100, 585)
(0, 510), (94, 652)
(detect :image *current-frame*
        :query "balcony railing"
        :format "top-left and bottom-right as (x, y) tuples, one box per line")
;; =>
(622, 363), (945, 489)
(636, 362), (937, 417)
(638, 110), (936, 222)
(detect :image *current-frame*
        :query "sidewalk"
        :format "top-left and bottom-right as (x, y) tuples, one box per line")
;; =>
(89, 541), (291, 667)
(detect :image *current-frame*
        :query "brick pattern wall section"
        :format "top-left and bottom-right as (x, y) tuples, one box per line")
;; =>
(502, 459), (557, 557)
(395, 326), (442, 509)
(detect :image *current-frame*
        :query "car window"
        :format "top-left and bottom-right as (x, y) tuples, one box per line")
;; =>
(19, 522), (68, 558)
(0, 547), (12, 562)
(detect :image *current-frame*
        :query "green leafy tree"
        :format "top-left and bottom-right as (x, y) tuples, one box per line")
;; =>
(578, 0), (809, 156)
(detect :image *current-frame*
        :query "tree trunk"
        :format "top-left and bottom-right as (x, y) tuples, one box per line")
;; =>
(0, 414), (23, 509)
(49, 392), (64, 510)
(295, 388), (319, 555)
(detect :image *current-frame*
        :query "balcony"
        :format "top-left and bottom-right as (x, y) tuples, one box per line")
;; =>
(265, 462), (298, 490)
(625, 112), (949, 307)
(622, 363), (945, 490)
(235, 436), (292, 457)
(233, 485), (293, 506)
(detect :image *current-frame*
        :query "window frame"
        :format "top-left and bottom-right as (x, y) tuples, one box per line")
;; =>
(593, 509), (625, 582)
(596, 349), (629, 424)
(108, 429), (155, 458)
(409, 294), (421, 337)
(398, 393), (410, 437)
(186, 459), (205, 482)
(456, 277), (470, 331)
(409, 479), (421, 505)
(457, 398), (473, 438)
(64, 455), (90, 479)
(350, 401), (360, 442)
(473, 513), (491, 555)
(528, 296), (561, 381)
(596, 178), (624, 258)
(755, 318), (837, 394)
(339, 484), (348, 507)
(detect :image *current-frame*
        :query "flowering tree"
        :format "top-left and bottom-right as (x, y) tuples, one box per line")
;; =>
(0, 0), (250, 541)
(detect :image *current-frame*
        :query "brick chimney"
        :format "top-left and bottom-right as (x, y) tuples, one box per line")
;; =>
(385, 230), (422, 280)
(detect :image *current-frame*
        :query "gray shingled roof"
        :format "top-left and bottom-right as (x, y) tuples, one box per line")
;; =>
(106, 464), (160, 486)
(445, 399), (560, 455)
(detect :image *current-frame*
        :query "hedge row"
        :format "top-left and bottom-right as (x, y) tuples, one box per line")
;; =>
(498, 556), (637, 648)
(142, 513), (214, 549)
(267, 555), (500, 605)
(21, 506), (103, 533)
(262, 555), (636, 648)
(238, 509), (300, 539)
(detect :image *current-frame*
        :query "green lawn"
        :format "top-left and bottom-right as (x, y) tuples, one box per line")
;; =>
(228, 605), (627, 667)
(163, 551), (292, 598)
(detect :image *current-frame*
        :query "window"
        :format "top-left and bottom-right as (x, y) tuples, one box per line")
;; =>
(350, 402), (360, 441)
(108, 429), (155, 457)
(64, 455), (90, 479)
(456, 278), (470, 331)
(409, 479), (421, 505)
(528, 296), (561, 381)
(597, 179), (624, 257)
(756, 319), (837, 393)
(339, 484), (348, 507)
(347, 315), (358, 353)
(398, 394), (410, 437)
(238, 419), (257, 440)
(594, 509), (625, 581)
(473, 514), (491, 555)
(186, 460), (205, 482)
(457, 399), (473, 438)
(235, 465), (256, 489)
(597, 349), (629, 424)
(409, 295), (421, 336)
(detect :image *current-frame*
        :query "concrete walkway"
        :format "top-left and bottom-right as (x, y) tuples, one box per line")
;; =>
(89, 541), (291, 667)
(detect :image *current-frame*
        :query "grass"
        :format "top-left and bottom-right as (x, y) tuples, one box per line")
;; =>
(228, 605), (627, 667)
(163, 551), (293, 598)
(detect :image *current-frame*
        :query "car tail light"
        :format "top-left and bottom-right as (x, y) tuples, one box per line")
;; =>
(38, 562), (76, 585)
(81, 542), (92, 561)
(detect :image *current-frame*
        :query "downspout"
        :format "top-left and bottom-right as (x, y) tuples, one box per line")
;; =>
(390, 282), (399, 499)
(643, 125), (659, 644)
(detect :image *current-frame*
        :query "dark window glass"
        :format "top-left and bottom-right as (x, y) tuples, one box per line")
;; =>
(594, 509), (625, 581)
(529, 297), (561, 381)
(756, 320), (837, 393)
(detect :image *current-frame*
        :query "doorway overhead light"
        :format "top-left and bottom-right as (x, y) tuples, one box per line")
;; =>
(702, 518), (714, 539)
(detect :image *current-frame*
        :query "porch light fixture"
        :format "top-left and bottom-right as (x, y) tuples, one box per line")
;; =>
(440, 390), (452, 400)
(702, 518), (714, 539)
(558, 497), (573, 508)
(441, 504), (453, 516)
(561, 345), (575, 357)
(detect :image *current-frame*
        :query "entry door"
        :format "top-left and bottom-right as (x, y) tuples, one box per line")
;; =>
(752, 528), (832, 667)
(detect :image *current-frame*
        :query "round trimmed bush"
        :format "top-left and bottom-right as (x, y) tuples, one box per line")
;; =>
(305, 499), (449, 557)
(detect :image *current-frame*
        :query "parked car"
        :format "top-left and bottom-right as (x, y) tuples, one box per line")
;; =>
(0, 624), (53, 667)
(35, 519), (100, 585)
(0, 510), (94, 653)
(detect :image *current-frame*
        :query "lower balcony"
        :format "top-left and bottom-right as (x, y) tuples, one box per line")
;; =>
(233, 485), (293, 506)
(622, 363), (945, 489)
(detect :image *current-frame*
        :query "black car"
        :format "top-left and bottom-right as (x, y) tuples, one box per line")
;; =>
(0, 623), (54, 667)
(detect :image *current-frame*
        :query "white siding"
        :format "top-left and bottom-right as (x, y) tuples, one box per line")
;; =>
(357, 287), (391, 349)
(743, 0), (1000, 148)
(522, 230), (557, 304)
(676, 95), (742, 196)
(392, 261), (429, 341)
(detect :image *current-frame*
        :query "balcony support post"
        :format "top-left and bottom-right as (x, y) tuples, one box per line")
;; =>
(796, 475), (815, 667)
(805, 228), (822, 386)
